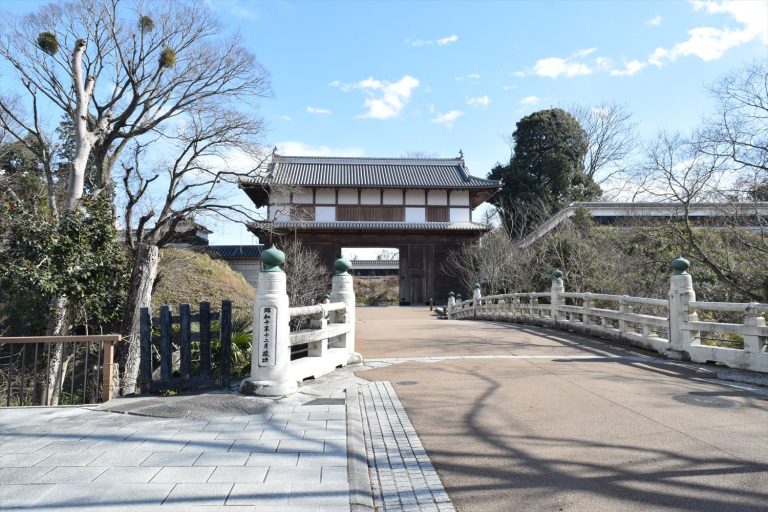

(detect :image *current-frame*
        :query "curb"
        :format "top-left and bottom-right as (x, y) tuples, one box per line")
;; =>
(346, 386), (375, 511)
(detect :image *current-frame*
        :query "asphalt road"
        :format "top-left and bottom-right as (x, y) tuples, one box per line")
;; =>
(355, 307), (768, 512)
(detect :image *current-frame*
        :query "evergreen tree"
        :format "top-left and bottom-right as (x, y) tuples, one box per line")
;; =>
(489, 108), (601, 238)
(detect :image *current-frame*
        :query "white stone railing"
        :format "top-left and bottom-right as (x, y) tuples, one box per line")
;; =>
(447, 259), (768, 373)
(240, 247), (361, 396)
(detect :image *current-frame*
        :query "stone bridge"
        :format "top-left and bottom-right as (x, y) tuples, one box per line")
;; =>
(1, 300), (767, 511)
(356, 306), (768, 512)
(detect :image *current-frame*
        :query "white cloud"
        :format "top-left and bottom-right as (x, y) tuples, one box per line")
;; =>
(647, 15), (662, 26)
(526, 48), (606, 78)
(520, 96), (540, 105)
(437, 34), (459, 45)
(432, 110), (463, 128)
(533, 57), (592, 78)
(332, 75), (419, 120)
(649, 0), (768, 66)
(205, 0), (261, 21)
(306, 106), (332, 115)
(455, 73), (481, 81)
(596, 57), (613, 71)
(574, 48), (598, 58)
(275, 141), (365, 157)
(406, 34), (459, 46)
(279, 115), (293, 122)
(198, 146), (266, 176)
(466, 95), (491, 109)
(610, 60), (646, 76)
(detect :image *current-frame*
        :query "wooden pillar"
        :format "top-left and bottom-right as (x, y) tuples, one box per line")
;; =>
(101, 340), (115, 402)
(426, 244), (436, 304)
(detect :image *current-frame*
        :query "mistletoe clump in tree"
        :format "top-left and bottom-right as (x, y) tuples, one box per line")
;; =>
(0, 0), (271, 396)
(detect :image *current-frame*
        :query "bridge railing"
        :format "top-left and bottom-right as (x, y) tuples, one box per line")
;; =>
(447, 258), (768, 373)
(240, 246), (361, 397)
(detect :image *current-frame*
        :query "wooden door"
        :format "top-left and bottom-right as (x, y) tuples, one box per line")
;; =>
(405, 245), (427, 304)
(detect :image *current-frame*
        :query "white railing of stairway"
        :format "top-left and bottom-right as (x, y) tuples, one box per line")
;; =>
(446, 258), (768, 373)
(239, 246), (362, 396)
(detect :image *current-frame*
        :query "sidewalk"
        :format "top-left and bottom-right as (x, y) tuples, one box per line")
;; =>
(0, 364), (455, 512)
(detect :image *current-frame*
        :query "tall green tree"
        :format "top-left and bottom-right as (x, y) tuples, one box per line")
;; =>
(489, 108), (601, 238)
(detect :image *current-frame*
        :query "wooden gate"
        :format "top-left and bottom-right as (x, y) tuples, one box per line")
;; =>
(139, 301), (232, 393)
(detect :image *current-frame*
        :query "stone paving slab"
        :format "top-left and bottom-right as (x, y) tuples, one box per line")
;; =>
(0, 394), (352, 512)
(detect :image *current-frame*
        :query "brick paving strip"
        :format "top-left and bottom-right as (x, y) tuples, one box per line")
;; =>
(359, 380), (455, 512)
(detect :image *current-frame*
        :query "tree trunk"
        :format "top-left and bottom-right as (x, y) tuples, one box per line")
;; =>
(119, 243), (161, 395)
(43, 295), (69, 405)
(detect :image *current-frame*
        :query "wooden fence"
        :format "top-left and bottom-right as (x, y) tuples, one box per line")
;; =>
(139, 301), (232, 393)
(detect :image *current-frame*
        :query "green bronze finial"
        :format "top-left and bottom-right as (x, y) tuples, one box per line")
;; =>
(334, 257), (353, 276)
(449, 291), (455, 297)
(474, 283), (481, 289)
(456, 294), (462, 301)
(261, 245), (285, 272)
(552, 268), (563, 279)
(671, 256), (690, 275)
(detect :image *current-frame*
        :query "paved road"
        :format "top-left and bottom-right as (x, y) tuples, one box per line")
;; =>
(356, 307), (768, 512)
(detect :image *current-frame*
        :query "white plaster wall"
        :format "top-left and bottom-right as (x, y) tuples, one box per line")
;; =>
(405, 189), (425, 205)
(360, 189), (381, 205)
(450, 208), (470, 222)
(338, 188), (358, 204)
(427, 190), (448, 205)
(271, 190), (290, 204)
(450, 190), (470, 206)
(405, 207), (426, 223)
(293, 188), (313, 204)
(227, 261), (261, 288)
(383, 189), (403, 205)
(315, 188), (335, 204)
(315, 206), (336, 222)
(273, 206), (291, 222)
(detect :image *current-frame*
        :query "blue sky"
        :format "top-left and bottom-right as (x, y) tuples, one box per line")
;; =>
(3, 0), (767, 246)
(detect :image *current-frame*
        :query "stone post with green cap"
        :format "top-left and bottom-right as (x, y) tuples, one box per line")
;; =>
(240, 245), (298, 397)
(447, 291), (456, 318)
(330, 257), (362, 364)
(668, 256), (697, 353)
(551, 268), (565, 322)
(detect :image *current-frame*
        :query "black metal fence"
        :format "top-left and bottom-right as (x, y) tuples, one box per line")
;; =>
(139, 301), (232, 393)
(0, 335), (119, 406)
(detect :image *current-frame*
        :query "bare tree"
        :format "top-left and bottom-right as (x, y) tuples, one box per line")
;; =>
(443, 228), (523, 295)
(376, 248), (399, 260)
(639, 131), (762, 299)
(697, 59), (768, 197)
(568, 101), (638, 194)
(0, 0), (270, 398)
(117, 107), (268, 393)
(282, 239), (331, 309)
(0, 0), (270, 199)
(493, 194), (555, 241)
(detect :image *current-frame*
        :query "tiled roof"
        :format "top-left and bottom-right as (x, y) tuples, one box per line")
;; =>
(241, 156), (501, 189)
(252, 221), (490, 232)
(205, 245), (264, 259)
